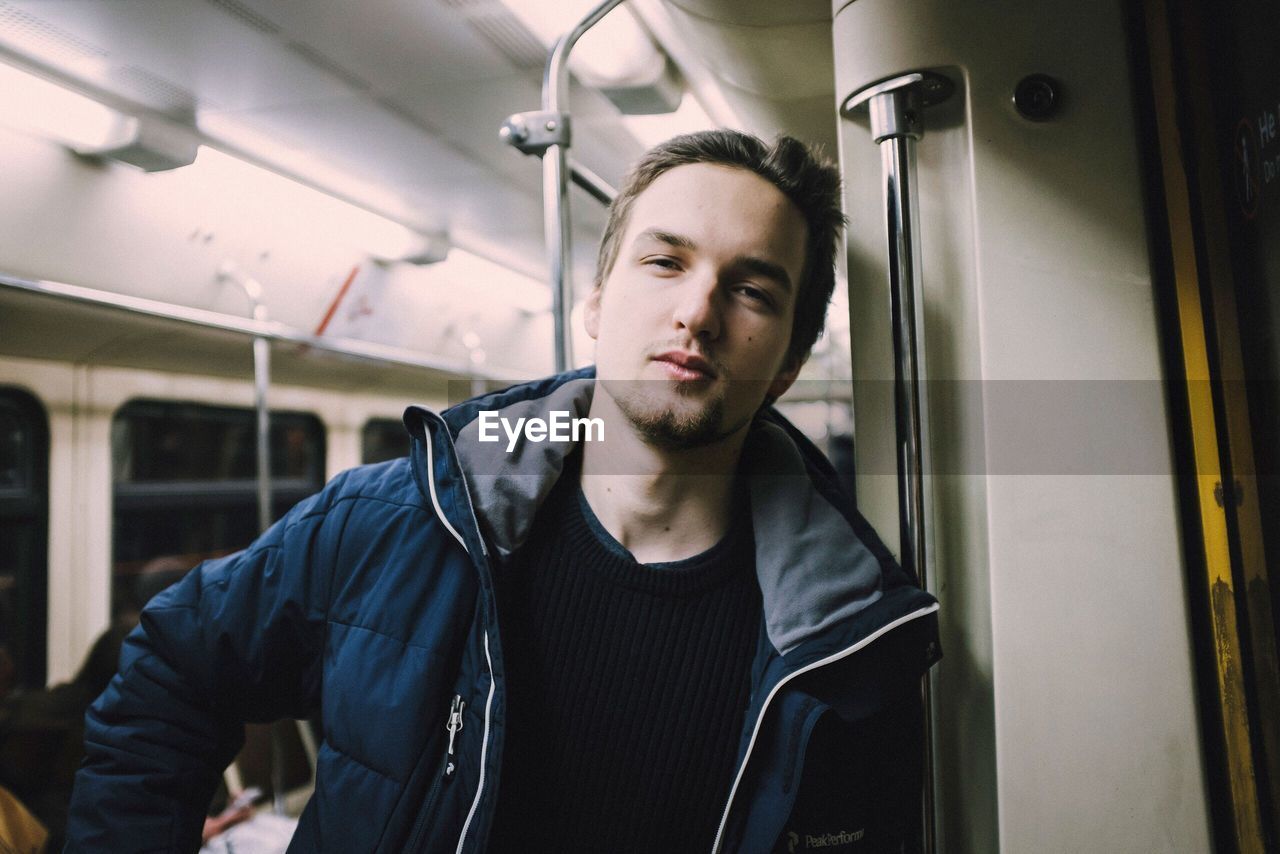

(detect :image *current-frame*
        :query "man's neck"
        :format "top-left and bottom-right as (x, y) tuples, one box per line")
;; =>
(579, 389), (747, 565)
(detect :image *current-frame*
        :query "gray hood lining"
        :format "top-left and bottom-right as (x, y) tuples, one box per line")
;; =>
(449, 378), (883, 656)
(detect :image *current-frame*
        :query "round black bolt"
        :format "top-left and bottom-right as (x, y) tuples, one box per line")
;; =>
(1013, 74), (1061, 121)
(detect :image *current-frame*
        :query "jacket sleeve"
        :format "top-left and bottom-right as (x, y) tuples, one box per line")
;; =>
(66, 477), (350, 853)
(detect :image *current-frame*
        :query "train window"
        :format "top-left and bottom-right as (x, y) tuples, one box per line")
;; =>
(110, 400), (325, 618)
(361, 417), (409, 464)
(0, 388), (49, 691)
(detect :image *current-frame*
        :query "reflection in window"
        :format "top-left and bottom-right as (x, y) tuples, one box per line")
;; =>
(0, 388), (48, 692)
(361, 417), (409, 465)
(110, 401), (325, 619)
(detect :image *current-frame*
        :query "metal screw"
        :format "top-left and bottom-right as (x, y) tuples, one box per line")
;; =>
(499, 124), (525, 144)
(545, 119), (557, 131)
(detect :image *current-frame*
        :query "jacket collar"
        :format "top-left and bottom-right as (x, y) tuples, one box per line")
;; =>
(406, 368), (928, 659)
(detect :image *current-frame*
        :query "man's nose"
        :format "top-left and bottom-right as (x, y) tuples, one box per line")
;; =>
(672, 271), (721, 340)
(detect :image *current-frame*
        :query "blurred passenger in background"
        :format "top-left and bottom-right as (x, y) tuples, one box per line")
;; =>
(0, 559), (255, 851)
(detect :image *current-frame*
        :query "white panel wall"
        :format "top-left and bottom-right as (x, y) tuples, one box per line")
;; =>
(831, 1), (1211, 850)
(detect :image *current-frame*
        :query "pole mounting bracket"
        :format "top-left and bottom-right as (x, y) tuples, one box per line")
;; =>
(500, 110), (571, 155)
(841, 72), (955, 143)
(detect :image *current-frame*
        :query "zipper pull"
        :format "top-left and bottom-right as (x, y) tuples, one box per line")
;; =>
(444, 694), (465, 779)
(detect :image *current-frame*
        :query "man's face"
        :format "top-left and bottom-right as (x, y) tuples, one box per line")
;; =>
(585, 162), (807, 450)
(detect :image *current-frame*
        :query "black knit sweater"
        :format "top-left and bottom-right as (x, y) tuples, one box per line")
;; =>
(487, 461), (762, 853)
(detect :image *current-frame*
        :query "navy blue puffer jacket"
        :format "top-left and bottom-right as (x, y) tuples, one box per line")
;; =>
(67, 368), (940, 853)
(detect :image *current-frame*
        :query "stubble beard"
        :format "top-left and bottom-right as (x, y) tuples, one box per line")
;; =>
(604, 379), (740, 451)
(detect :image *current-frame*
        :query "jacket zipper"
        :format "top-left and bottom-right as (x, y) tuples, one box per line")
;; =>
(420, 415), (498, 854)
(406, 694), (466, 853)
(420, 418), (497, 854)
(709, 603), (939, 854)
(454, 630), (495, 854)
(444, 695), (466, 778)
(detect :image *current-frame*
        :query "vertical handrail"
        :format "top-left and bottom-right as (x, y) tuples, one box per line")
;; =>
(844, 70), (953, 854)
(540, 0), (627, 372)
(879, 91), (933, 854)
(251, 332), (271, 536)
(872, 87), (929, 592)
(218, 261), (273, 536)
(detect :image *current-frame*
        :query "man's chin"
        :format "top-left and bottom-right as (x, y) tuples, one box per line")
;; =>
(633, 413), (726, 451)
(606, 383), (726, 450)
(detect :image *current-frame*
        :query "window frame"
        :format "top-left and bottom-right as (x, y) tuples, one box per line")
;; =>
(0, 387), (49, 689)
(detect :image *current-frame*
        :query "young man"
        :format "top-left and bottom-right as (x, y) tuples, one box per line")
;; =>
(67, 131), (939, 853)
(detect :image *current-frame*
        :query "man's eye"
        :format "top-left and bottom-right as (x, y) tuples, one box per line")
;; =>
(644, 257), (681, 271)
(736, 285), (773, 307)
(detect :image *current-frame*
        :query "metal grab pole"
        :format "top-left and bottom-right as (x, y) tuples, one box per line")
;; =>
(218, 261), (273, 536)
(875, 88), (928, 587)
(252, 330), (271, 536)
(544, 135), (574, 372)
(879, 89), (932, 854)
(843, 70), (952, 854)
(542, 0), (625, 371)
(498, 0), (626, 372)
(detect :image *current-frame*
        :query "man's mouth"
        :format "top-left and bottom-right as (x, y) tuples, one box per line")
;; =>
(652, 350), (717, 381)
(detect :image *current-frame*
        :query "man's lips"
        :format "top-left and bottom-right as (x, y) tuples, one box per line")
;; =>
(652, 351), (717, 381)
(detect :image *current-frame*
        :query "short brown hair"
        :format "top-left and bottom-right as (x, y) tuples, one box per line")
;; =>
(594, 130), (845, 366)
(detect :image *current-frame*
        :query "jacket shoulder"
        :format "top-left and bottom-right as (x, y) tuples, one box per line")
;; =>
(321, 457), (429, 513)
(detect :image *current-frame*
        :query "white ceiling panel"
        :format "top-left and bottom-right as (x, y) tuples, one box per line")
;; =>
(379, 73), (547, 187)
(6, 0), (353, 112)
(227, 0), (524, 86)
(202, 96), (478, 189)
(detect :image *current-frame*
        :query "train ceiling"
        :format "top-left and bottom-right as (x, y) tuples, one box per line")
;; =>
(0, 0), (850, 385)
(0, 0), (836, 285)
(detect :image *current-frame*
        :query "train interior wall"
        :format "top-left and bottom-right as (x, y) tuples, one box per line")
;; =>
(832, 0), (1211, 850)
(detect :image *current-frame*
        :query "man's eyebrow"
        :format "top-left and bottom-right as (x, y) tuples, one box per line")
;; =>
(732, 256), (792, 293)
(634, 228), (697, 251)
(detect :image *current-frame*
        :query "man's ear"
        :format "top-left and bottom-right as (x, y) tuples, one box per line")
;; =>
(584, 285), (603, 341)
(765, 354), (804, 405)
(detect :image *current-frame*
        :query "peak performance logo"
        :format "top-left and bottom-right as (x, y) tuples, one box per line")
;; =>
(787, 828), (866, 851)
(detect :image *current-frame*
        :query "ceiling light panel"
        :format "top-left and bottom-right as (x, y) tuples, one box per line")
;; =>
(0, 60), (132, 148)
(499, 0), (663, 88)
(3, 0), (352, 112)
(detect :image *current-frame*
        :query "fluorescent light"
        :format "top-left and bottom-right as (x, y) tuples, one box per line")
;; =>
(186, 146), (422, 261)
(501, 1), (661, 88)
(622, 92), (715, 148)
(0, 60), (134, 149)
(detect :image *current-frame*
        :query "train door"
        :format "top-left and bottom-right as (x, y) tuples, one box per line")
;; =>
(1141, 0), (1280, 848)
